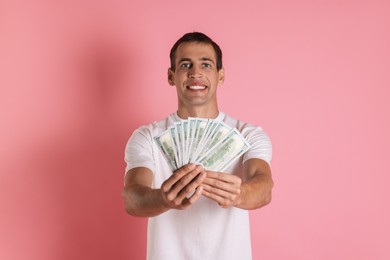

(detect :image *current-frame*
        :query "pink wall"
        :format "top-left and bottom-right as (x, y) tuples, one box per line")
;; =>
(1, 0), (389, 259)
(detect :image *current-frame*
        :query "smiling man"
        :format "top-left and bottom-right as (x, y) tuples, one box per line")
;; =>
(122, 32), (273, 260)
(168, 40), (223, 115)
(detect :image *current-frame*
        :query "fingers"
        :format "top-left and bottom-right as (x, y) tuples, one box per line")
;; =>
(186, 185), (204, 205)
(171, 170), (206, 202)
(202, 183), (240, 200)
(201, 189), (230, 208)
(201, 171), (242, 208)
(162, 163), (196, 192)
(160, 167), (243, 209)
(161, 164), (206, 209)
(203, 171), (242, 194)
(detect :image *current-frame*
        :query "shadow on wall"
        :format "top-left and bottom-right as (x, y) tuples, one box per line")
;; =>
(6, 36), (148, 259)
(55, 36), (149, 259)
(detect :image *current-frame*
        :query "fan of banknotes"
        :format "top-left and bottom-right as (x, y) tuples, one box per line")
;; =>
(154, 118), (251, 172)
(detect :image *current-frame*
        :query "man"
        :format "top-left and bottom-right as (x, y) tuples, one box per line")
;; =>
(123, 32), (273, 260)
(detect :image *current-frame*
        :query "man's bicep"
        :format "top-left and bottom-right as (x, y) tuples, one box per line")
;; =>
(124, 167), (154, 188)
(242, 158), (272, 181)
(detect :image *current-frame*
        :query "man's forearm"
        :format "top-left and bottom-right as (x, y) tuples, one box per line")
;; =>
(236, 173), (274, 210)
(122, 185), (169, 217)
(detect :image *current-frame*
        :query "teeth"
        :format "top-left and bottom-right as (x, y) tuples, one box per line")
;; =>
(189, 85), (206, 90)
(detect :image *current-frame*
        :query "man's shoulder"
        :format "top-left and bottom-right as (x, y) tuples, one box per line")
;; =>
(133, 113), (175, 136)
(222, 113), (261, 131)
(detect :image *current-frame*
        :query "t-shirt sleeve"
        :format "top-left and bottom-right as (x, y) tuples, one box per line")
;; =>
(242, 127), (272, 165)
(124, 129), (155, 174)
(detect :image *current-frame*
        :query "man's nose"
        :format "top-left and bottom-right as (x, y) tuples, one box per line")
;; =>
(188, 66), (203, 78)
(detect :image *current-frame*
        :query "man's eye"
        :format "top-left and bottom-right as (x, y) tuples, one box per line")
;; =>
(180, 63), (191, 69)
(202, 63), (211, 68)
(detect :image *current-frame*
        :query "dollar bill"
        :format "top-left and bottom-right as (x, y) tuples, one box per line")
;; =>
(192, 121), (231, 162)
(169, 125), (181, 168)
(194, 128), (250, 171)
(189, 118), (208, 162)
(195, 120), (218, 156)
(154, 118), (251, 171)
(182, 120), (189, 164)
(154, 131), (177, 171)
(186, 118), (197, 163)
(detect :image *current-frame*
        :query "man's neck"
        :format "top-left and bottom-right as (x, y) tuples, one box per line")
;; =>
(177, 106), (219, 119)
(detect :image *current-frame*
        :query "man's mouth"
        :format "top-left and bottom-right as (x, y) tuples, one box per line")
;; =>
(188, 85), (206, 90)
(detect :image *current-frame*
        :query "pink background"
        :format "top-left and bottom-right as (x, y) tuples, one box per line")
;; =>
(1, 0), (389, 259)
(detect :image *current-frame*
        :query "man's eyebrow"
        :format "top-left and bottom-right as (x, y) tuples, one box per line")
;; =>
(177, 57), (215, 64)
(177, 58), (192, 63)
(200, 57), (215, 64)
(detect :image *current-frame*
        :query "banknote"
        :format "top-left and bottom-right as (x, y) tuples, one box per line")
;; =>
(194, 128), (251, 171)
(189, 118), (208, 162)
(154, 130), (177, 171)
(169, 126), (181, 168)
(154, 118), (251, 171)
(191, 121), (231, 162)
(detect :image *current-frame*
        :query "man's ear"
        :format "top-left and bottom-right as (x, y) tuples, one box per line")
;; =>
(218, 67), (225, 86)
(167, 68), (175, 86)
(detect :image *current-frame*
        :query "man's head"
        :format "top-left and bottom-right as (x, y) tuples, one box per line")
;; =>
(167, 32), (225, 118)
(170, 32), (223, 71)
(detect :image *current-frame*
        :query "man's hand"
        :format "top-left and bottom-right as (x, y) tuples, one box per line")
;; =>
(123, 160), (272, 216)
(161, 163), (207, 210)
(201, 171), (242, 208)
(123, 164), (206, 217)
(202, 159), (273, 210)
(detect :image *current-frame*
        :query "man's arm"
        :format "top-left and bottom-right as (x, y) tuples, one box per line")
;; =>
(201, 158), (274, 209)
(122, 164), (207, 217)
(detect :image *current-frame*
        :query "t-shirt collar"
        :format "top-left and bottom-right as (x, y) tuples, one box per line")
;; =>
(172, 111), (225, 122)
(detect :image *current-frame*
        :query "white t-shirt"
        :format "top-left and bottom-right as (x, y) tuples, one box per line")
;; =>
(125, 112), (272, 260)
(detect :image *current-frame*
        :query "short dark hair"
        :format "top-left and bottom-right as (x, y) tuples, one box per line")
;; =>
(169, 32), (223, 71)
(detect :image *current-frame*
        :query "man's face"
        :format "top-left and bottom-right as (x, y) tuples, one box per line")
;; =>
(168, 42), (224, 109)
